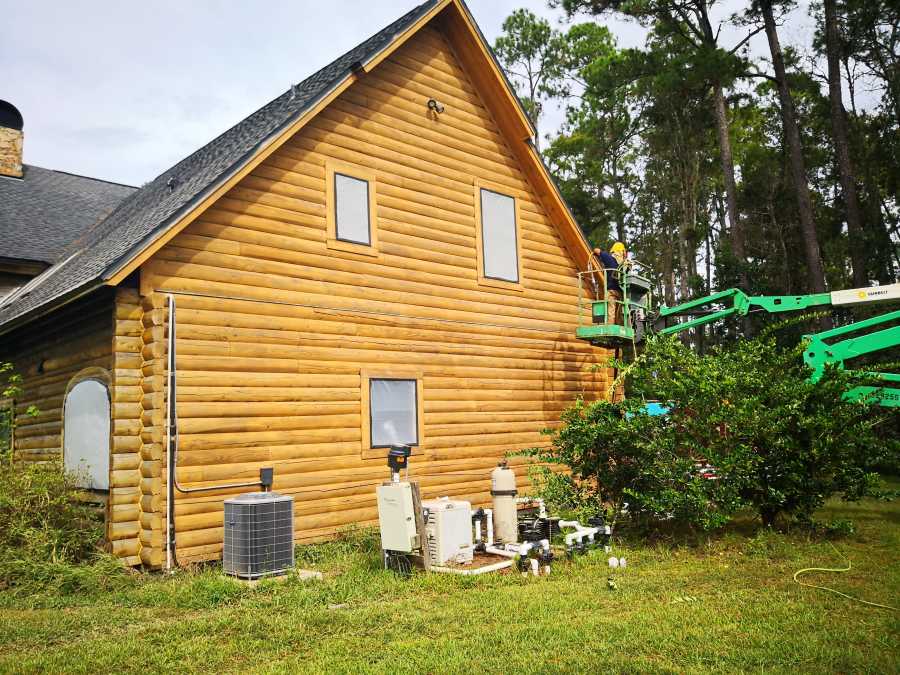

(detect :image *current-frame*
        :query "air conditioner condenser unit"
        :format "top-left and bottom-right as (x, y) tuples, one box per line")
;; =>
(223, 492), (295, 579)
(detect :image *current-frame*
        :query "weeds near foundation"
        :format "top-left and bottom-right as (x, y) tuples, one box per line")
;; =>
(0, 460), (122, 596)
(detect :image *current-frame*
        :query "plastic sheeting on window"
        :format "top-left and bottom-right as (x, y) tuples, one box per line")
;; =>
(63, 379), (110, 490)
(370, 378), (417, 447)
(480, 188), (518, 282)
(335, 173), (371, 245)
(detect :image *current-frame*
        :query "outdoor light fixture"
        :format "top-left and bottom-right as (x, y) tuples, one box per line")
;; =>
(427, 98), (444, 114)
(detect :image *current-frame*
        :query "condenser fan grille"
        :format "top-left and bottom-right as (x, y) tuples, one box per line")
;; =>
(223, 492), (294, 578)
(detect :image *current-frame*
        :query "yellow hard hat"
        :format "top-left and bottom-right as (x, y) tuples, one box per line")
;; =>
(611, 242), (626, 255)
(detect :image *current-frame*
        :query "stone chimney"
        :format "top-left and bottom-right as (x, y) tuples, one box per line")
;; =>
(0, 101), (24, 178)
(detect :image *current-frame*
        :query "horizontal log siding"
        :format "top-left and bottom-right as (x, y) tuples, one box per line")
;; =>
(141, 26), (609, 563)
(1, 291), (114, 465)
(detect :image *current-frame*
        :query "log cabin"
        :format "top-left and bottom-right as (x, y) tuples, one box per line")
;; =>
(0, 0), (613, 568)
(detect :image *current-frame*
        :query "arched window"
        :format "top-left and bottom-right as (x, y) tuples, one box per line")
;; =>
(63, 378), (110, 490)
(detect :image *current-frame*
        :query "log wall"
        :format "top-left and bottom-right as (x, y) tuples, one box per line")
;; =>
(0, 288), (148, 564)
(109, 288), (144, 565)
(2, 290), (114, 466)
(139, 25), (611, 563)
(138, 292), (167, 567)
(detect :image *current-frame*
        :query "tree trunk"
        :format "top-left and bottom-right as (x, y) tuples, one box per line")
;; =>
(661, 229), (676, 307)
(712, 84), (747, 288)
(697, 0), (749, 291)
(761, 0), (828, 296)
(824, 0), (867, 287)
(768, 190), (792, 294)
(862, 164), (898, 282)
(696, 3), (746, 289)
(612, 154), (626, 243)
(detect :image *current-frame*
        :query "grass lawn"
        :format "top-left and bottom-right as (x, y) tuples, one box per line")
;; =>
(1, 492), (898, 674)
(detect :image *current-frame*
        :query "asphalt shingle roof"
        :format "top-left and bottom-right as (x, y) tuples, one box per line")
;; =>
(0, 166), (135, 264)
(0, 0), (439, 331)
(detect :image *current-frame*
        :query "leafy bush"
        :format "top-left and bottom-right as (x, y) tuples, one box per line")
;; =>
(0, 360), (37, 465)
(0, 461), (109, 590)
(525, 394), (742, 530)
(528, 332), (897, 530)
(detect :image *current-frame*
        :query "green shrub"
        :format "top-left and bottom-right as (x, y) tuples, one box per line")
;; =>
(0, 360), (37, 465)
(525, 395), (741, 530)
(528, 332), (897, 530)
(0, 461), (109, 590)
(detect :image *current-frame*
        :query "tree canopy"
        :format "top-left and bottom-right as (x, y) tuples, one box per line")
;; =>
(494, 0), (899, 327)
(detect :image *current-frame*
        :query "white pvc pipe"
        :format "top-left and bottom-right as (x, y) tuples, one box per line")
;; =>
(559, 520), (599, 548)
(565, 528), (598, 547)
(430, 559), (513, 575)
(473, 509), (496, 547)
(484, 545), (517, 559)
(486, 539), (553, 576)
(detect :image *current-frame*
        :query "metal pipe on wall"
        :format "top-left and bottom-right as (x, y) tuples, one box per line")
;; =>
(164, 294), (265, 570)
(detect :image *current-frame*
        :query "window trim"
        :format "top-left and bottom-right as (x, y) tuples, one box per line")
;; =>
(325, 160), (379, 258)
(473, 180), (524, 291)
(360, 369), (425, 460)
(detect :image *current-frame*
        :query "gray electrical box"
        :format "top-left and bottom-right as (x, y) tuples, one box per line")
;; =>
(223, 492), (295, 579)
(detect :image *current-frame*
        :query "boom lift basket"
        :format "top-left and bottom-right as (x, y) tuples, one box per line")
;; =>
(576, 262), (654, 348)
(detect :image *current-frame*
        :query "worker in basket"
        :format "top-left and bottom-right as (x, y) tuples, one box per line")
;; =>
(593, 242), (627, 326)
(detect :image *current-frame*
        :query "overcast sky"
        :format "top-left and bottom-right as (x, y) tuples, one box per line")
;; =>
(2, 1), (817, 187)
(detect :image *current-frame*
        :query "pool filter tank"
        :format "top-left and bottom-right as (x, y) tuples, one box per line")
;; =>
(491, 460), (518, 543)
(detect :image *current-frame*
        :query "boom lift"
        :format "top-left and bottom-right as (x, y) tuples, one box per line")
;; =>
(574, 269), (900, 406)
(656, 283), (900, 407)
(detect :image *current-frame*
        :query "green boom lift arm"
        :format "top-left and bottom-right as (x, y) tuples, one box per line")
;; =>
(803, 309), (900, 407)
(656, 288), (832, 335)
(655, 284), (900, 407)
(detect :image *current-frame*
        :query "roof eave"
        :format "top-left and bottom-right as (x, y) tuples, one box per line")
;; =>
(0, 279), (105, 338)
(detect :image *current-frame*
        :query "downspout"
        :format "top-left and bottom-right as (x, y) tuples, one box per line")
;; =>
(164, 294), (265, 570)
